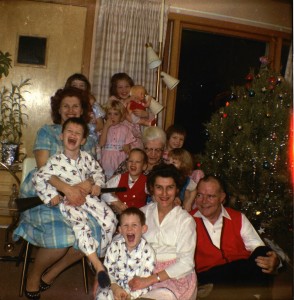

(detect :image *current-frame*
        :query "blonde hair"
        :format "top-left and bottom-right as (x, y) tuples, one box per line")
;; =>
(129, 85), (147, 98)
(104, 99), (126, 120)
(168, 148), (193, 176)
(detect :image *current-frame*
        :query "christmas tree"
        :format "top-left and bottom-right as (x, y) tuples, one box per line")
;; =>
(200, 56), (293, 257)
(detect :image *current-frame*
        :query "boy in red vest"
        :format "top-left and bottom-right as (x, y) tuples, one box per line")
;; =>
(102, 148), (148, 214)
(190, 175), (280, 300)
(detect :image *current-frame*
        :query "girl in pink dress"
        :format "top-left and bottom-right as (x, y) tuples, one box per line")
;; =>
(109, 73), (144, 149)
(99, 99), (136, 180)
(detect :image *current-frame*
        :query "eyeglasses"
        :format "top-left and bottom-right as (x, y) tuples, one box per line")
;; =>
(144, 147), (163, 154)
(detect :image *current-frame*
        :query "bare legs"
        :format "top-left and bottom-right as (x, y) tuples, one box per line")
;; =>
(26, 247), (83, 292)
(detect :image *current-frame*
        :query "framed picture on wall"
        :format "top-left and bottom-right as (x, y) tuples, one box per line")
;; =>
(16, 35), (47, 67)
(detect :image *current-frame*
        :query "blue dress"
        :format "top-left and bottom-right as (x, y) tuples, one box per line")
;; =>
(13, 124), (101, 254)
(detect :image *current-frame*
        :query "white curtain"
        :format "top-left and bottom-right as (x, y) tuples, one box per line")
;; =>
(92, 0), (169, 117)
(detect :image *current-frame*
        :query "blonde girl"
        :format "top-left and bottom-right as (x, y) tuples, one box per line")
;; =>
(168, 148), (197, 211)
(99, 99), (136, 180)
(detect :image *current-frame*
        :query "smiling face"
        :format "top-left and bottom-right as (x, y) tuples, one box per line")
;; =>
(167, 133), (185, 151)
(127, 150), (147, 180)
(119, 213), (147, 252)
(61, 122), (86, 158)
(59, 96), (83, 124)
(116, 79), (132, 100)
(152, 176), (178, 211)
(144, 139), (164, 169)
(195, 178), (226, 224)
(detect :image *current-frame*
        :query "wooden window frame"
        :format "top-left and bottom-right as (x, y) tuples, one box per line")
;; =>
(163, 13), (292, 129)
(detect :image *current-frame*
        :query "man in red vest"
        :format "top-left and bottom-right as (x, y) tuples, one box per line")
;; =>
(190, 175), (280, 299)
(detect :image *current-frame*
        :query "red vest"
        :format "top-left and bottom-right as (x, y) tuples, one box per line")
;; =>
(191, 207), (251, 273)
(116, 172), (147, 208)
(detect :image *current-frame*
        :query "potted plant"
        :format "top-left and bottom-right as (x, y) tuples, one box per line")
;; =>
(0, 50), (12, 79)
(0, 78), (30, 165)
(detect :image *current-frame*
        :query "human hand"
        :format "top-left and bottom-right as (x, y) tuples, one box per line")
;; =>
(91, 185), (101, 196)
(63, 185), (87, 206)
(50, 194), (62, 206)
(128, 276), (150, 291)
(132, 109), (148, 118)
(255, 250), (279, 274)
(110, 201), (128, 214)
(76, 179), (93, 194)
(173, 197), (182, 207)
(144, 95), (152, 107)
(111, 283), (129, 300)
(121, 144), (130, 154)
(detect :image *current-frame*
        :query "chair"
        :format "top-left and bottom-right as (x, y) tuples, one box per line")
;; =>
(17, 157), (89, 296)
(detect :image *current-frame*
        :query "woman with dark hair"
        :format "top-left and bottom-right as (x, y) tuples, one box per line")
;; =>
(128, 163), (197, 300)
(64, 73), (105, 145)
(13, 87), (102, 300)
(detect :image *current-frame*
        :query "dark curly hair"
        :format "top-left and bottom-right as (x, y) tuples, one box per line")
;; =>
(109, 72), (134, 98)
(64, 73), (91, 92)
(50, 87), (91, 124)
(147, 163), (185, 195)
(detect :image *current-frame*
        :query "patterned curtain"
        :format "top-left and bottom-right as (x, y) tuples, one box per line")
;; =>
(92, 0), (169, 126)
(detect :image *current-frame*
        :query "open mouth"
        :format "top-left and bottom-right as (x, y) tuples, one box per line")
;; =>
(68, 138), (77, 145)
(127, 234), (135, 243)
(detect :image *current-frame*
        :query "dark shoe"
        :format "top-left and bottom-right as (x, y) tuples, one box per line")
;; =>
(24, 289), (40, 300)
(97, 270), (111, 288)
(39, 272), (54, 292)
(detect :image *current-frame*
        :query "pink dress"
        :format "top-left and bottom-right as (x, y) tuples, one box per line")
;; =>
(101, 123), (136, 180)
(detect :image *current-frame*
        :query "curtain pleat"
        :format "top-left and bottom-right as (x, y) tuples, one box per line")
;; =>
(92, 0), (169, 126)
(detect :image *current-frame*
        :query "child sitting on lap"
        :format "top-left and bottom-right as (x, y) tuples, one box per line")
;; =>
(33, 117), (117, 288)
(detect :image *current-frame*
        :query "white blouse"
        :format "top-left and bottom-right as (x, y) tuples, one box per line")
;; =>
(141, 202), (196, 279)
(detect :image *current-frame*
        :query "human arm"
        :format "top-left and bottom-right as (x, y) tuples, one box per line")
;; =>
(141, 206), (196, 278)
(241, 214), (279, 273)
(91, 185), (101, 196)
(96, 117), (104, 133)
(49, 176), (88, 206)
(255, 251), (279, 274)
(99, 117), (112, 147)
(183, 189), (197, 212)
(121, 143), (131, 155)
(101, 174), (128, 214)
(111, 283), (129, 300)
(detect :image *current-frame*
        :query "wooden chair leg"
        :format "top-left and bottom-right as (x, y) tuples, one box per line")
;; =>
(82, 256), (88, 294)
(19, 241), (31, 297)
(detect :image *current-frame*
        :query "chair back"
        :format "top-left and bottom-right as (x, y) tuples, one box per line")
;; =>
(21, 157), (37, 184)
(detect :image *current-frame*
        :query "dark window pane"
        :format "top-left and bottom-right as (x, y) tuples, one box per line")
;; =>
(17, 36), (47, 65)
(175, 29), (266, 154)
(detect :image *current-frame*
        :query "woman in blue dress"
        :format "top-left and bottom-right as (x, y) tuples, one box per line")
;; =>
(13, 87), (102, 299)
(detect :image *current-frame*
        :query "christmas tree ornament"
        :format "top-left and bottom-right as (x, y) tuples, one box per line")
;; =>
(268, 76), (276, 85)
(263, 161), (270, 169)
(245, 73), (254, 81)
(261, 87), (267, 93)
(230, 93), (237, 100)
(245, 82), (251, 90)
(237, 125), (243, 131)
(248, 90), (255, 97)
(276, 76), (283, 84)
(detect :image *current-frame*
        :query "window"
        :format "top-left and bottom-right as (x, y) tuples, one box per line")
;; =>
(163, 14), (291, 154)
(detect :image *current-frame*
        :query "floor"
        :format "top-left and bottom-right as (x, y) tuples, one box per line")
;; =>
(0, 228), (292, 300)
